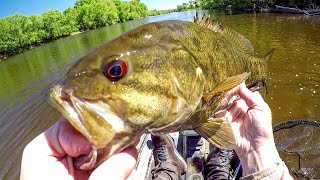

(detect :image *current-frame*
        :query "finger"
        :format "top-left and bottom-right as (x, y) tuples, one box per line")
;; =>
(214, 109), (228, 118)
(215, 97), (247, 115)
(58, 119), (92, 157)
(229, 99), (248, 121)
(43, 119), (92, 158)
(89, 146), (138, 180)
(239, 84), (264, 108)
(220, 99), (248, 123)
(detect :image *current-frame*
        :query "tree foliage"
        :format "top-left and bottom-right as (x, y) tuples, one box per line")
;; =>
(116, 0), (147, 22)
(177, 3), (191, 11)
(197, 0), (320, 9)
(0, 0), (159, 59)
(147, 9), (173, 16)
(76, 0), (119, 30)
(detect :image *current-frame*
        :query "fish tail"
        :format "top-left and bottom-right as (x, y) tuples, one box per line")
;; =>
(195, 117), (236, 150)
(247, 49), (275, 95)
(264, 49), (275, 62)
(262, 49), (275, 95)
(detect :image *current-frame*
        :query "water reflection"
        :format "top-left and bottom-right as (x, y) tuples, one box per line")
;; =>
(211, 12), (320, 124)
(0, 10), (319, 178)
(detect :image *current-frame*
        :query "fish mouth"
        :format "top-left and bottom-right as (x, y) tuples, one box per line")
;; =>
(48, 85), (125, 148)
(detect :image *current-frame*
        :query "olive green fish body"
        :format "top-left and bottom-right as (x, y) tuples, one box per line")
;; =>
(124, 20), (268, 130)
(48, 16), (272, 169)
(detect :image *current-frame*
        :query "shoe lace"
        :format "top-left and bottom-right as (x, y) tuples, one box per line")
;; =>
(156, 145), (167, 162)
(219, 150), (234, 166)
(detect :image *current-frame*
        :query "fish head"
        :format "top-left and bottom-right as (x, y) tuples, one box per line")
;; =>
(48, 22), (205, 168)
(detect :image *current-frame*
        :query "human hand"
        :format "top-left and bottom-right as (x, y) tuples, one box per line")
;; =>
(215, 84), (281, 175)
(21, 119), (137, 180)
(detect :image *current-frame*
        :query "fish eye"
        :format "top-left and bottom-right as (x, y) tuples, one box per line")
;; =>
(103, 59), (128, 81)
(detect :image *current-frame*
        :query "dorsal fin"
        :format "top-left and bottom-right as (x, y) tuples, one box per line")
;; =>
(194, 15), (224, 32)
(194, 14), (254, 55)
(222, 28), (254, 55)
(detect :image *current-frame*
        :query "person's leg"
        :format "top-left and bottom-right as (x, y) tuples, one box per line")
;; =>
(205, 147), (235, 180)
(151, 134), (187, 180)
(151, 162), (181, 180)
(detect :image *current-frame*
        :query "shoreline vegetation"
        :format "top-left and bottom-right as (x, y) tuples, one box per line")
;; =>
(178, 0), (320, 14)
(0, 0), (174, 60)
(1, 0), (319, 60)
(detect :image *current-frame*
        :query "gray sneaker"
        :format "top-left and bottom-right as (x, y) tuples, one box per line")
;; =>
(151, 134), (187, 176)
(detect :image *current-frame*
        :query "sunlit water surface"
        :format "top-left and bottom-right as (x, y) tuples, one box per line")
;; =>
(0, 10), (319, 178)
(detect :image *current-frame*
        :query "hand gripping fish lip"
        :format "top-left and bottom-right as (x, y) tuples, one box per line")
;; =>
(48, 85), (125, 147)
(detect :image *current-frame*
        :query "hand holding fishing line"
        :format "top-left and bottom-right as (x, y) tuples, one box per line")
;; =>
(20, 119), (137, 180)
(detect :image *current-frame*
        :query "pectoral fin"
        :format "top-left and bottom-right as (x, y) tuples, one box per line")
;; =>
(202, 72), (251, 105)
(195, 117), (236, 150)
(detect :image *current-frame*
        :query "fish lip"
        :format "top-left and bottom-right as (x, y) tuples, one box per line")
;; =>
(48, 85), (89, 137)
(48, 85), (79, 120)
(48, 85), (126, 145)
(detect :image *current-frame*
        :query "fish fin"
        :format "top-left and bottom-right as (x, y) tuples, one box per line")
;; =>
(195, 117), (236, 150)
(261, 49), (275, 95)
(194, 14), (224, 32)
(264, 49), (275, 62)
(194, 11), (199, 23)
(194, 15), (254, 55)
(222, 28), (254, 55)
(203, 72), (251, 105)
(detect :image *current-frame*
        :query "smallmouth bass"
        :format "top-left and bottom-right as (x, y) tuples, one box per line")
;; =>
(48, 15), (274, 170)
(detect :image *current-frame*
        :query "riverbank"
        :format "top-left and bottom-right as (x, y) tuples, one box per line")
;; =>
(236, 4), (320, 16)
(197, 0), (320, 15)
(0, 0), (174, 61)
(273, 5), (320, 15)
(2, 1), (319, 61)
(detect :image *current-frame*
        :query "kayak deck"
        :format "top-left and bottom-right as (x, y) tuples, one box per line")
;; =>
(135, 131), (211, 180)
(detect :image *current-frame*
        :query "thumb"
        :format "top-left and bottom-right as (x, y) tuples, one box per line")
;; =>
(239, 84), (264, 108)
(89, 146), (137, 180)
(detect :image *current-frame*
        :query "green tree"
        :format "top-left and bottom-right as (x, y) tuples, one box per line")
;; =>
(75, 0), (119, 30)
(128, 0), (148, 19)
(0, 14), (47, 56)
(62, 8), (79, 33)
(0, 0), (172, 59)
(98, 0), (119, 25)
(197, 0), (268, 9)
(117, 2), (130, 22)
(177, 3), (190, 11)
(42, 10), (66, 39)
(29, 15), (46, 44)
(2, 14), (29, 54)
(74, 0), (98, 8)
(116, 0), (148, 22)
(0, 19), (12, 55)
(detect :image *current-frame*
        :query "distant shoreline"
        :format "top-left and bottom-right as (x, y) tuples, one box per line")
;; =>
(0, 12), (171, 61)
(1, 4), (319, 61)
(0, 0), (174, 61)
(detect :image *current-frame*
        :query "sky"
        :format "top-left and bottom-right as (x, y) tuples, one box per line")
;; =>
(0, 0), (190, 18)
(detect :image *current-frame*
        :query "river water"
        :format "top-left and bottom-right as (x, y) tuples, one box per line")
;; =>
(0, 10), (319, 179)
